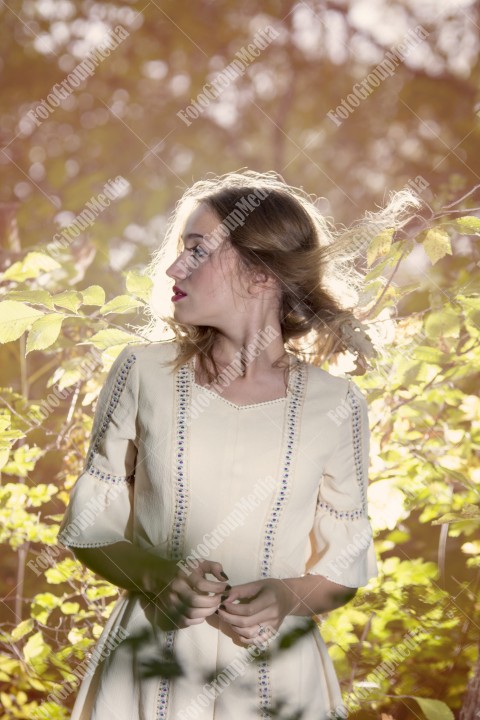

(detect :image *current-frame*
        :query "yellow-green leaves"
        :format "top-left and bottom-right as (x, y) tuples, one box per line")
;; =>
(411, 697), (454, 720)
(86, 328), (137, 351)
(424, 305), (461, 339)
(2, 252), (60, 282)
(367, 228), (394, 267)
(26, 314), (66, 354)
(452, 215), (480, 235)
(125, 270), (153, 301)
(52, 291), (82, 313)
(11, 618), (34, 641)
(5, 290), (54, 309)
(0, 301), (44, 343)
(81, 285), (106, 306)
(419, 228), (452, 264)
(99, 294), (143, 315)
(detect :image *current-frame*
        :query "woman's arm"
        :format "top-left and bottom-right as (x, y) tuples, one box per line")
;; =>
(73, 544), (230, 629)
(218, 575), (357, 645)
(281, 574), (357, 616)
(72, 542), (177, 595)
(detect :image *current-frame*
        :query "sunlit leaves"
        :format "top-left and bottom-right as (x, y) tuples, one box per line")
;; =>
(81, 285), (106, 306)
(452, 215), (480, 235)
(418, 228), (453, 264)
(99, 294), (143, 315)
(424, 306), (461, 339)
(11, 618), (34, 641)
(2, 252), (60, 282)
(0, 301), (44, 342)
(52, 291), (82, 313)
(411, 696), (454, 720)
(26, 313), (66, 353)
(367, 228), (394, 267)
(86, 328), (137, 351)
(125, 270), (153, 301)
(5, 289), (54, 309)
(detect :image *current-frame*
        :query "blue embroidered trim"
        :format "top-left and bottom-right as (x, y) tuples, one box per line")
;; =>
(156, 631), (176, 720)
(258, 662), (271, 719)
(260, 362), (306, 578)
(348, 384), (367, 516)
(86, 353), (137, 473)
(170, 362), (190, 561)
(156, 361), (191, 719)
(316, 383), (367, 520)
(86, 465), (134, 486)
(257, 360), (307, 716)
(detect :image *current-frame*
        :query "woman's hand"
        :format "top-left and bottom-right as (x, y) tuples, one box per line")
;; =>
(156, 559), (230, 629)
(217, 578), (295, 645)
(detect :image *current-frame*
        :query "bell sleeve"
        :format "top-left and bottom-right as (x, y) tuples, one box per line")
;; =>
(57, 346), (138, 550)
(305, 379), (379, 588)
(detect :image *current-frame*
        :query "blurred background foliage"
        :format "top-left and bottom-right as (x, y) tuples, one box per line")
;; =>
(0, 0), (479, 718)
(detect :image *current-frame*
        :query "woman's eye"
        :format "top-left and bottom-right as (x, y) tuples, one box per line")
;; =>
(189, 246), (206, 258)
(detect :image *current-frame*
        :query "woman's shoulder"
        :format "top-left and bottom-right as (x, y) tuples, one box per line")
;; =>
(305, 361), (365, 404)
(112, 340), (179, 377)
(123, 339), (179, 365)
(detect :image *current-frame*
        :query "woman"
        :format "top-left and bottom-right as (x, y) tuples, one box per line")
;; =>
(58, 170), (419, 719)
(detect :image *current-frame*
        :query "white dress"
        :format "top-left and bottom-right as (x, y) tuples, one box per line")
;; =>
(58, 340), (378, 720)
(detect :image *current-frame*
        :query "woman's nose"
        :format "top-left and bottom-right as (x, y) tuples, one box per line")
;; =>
(166, 254), (191, 280)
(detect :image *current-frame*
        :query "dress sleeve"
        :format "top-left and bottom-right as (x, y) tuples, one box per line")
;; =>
(57, 346), (138, 550)
(305, 379), (379, 588)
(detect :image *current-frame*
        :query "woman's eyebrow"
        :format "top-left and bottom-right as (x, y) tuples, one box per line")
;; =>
(181, 233), (205, 244)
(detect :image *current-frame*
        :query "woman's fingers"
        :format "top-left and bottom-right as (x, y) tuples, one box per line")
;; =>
(199, 560), (229, 584)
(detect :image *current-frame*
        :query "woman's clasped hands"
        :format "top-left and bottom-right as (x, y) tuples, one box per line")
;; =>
(156, 559), (230, 628)
(157, 558), (295, 645)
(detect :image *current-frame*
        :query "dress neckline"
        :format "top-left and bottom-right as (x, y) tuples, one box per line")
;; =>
(189, 352), (302, 410)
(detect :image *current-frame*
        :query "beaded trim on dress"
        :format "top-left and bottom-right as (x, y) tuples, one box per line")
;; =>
(190, 353), (301, 409)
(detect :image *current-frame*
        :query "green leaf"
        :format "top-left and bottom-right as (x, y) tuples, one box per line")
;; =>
(5, 290), (54, 309)
(82, 285), (106, 306)
(125, 271), (153, 301)
(60, 601), (80, 614)
(367, 228), (394, 267)
(86, 329), (137, 351)
(452, 215), (480, 235)
(424, 307), (460, 339)
(53, 291), (82, 313)
(11, 618), (34, 641)
(420, 228), (452, 265)
(26, 314), (65, 354)
(23, 631), (47, 663)
(411, 697), (454, 720)
(0, 301), (44, 343)
(2, 252), (60, 282)
(412, 346), (450, 365)
(99, 294), (143, 315)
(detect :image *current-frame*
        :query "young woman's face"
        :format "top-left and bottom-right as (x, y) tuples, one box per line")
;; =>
(165, 203), (251, 326)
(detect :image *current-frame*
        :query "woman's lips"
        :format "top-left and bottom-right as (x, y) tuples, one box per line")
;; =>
(172, 291), (188, 301)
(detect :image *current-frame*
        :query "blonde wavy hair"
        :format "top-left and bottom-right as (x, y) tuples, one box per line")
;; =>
(140, 169), (422, 382)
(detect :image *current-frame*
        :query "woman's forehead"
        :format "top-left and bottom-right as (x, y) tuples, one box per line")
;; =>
(183, 203), (219, 234)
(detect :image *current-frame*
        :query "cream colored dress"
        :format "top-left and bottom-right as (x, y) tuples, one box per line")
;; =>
(58, 340), (378, 720)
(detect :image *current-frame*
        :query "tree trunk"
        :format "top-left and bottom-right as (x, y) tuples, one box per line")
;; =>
(459, 639), (480, 720)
